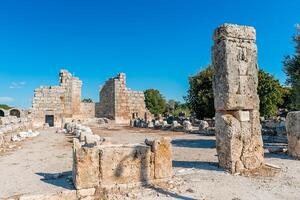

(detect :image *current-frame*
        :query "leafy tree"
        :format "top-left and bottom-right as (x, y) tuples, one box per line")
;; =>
(283, 25), (300, 110)
(186, 65), (214, 119)
(0, 104), (11, 110)
(279, 87), (294, 111)
(82, 98), (93, 103)
(257, 70), (283, 117)
(166, 100), (190, 117)
(186, 66), (284, 118)
(144, 89), (166, 116)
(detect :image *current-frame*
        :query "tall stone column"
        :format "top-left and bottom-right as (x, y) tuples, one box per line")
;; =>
(212, 24), (264, 173)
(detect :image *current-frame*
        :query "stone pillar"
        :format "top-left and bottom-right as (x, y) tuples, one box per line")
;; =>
(286, 111), (300, 159)
(212, 24), (264, 173)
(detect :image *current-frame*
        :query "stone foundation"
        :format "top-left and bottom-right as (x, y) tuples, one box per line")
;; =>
(286, 111), (300, 159)
(212, 24), (264, 173)
(73, 137), (172, 192)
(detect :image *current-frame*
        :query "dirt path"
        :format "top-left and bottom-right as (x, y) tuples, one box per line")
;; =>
(0, 128), (74, 199)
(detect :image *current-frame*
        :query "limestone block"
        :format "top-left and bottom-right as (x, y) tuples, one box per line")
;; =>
(73, 139), (100, 189)
(286, 111), (300, 158)
(213, 24), (259, 111)
(215, 111), (264, 173)
(151, 137), (173, 179)
(98, 144), (152, 186)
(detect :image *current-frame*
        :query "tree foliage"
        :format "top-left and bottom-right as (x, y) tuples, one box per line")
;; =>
(144, 89), (166, 116)
(257, 70), (283, 117)
(186, 65), (214, 119)
(186, 66), (285, 119)
(82, 98), (93, 103)
(283, 25), (300, 110)
(166, 100), (190, 117)
(0, 104), (11, 110)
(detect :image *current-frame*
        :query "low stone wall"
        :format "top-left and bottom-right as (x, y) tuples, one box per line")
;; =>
(0, 116), (32, 146)
(286, 111), (300, 159)
(72, 137), (173, 198)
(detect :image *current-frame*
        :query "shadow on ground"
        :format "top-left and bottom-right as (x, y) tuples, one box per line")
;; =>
(173, 160), (223, 172)
(145, 185), (198, 200)
(36, 171), (74, 190)
(172, 139), (216, 149)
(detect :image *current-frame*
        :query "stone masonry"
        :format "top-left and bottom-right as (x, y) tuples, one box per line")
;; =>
(97, 73), (151, 124)
(32, 70), (94, 127)
(72, 137), (172, 190)
(212, 24), (264, 173)
(286, 111), (300, 159)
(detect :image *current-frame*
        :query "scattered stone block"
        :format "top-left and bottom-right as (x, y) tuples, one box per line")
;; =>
(286, 111), (300, 159)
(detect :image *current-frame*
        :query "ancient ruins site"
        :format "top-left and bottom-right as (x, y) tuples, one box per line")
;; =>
(0, 22), (299, 200)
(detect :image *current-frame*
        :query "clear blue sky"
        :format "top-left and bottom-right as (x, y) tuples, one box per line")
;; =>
(0, 0), (299, 108)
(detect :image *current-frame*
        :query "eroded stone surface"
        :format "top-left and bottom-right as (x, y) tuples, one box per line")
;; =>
(97, 73), (152, 124)
(212, 24), (264, 173)
(286, 111), (300, 159)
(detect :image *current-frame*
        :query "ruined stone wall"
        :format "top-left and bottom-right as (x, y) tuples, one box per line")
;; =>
(98, 73), (150, 124)
(212, 24), (264, 173)
(59, 70), (82, 117)
(80, 102), (96, 119)
(97, 78), (115, 119)
(32, 70), (87, 127)
(32, 86), (65, 127)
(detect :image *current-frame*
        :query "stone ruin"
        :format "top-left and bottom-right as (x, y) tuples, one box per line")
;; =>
(286, 111), (300, 159)
(32, 70), (95, 128)
(97, 73), (152, 124)
(61, 121), (173, 198)
(212, 24), (264, 173)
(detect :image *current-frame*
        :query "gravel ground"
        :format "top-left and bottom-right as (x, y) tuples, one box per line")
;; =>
(0, 125), (299, 200)
(0, 128), (75, 199)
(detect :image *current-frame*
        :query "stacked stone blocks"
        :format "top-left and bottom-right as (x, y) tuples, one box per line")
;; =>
(212, 24), (264, 173)
(73, 137), (173, 190)
(98, 73), (151, 124)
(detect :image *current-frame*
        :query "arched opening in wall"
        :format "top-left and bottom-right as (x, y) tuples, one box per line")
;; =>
(0, 110), (5, 117)
(9, 109), (21, 118)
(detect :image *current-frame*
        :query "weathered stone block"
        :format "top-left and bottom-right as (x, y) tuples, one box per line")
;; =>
(152, 137), (173, 179)
(286, 111), (300, 159)
(215, 111), (264, 173)
(73, 139), (100, 189)
(212, 24), (264, 173)
(99, 144), (152, 186)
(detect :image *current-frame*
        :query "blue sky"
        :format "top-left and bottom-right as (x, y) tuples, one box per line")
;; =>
(0, 0), (299, 108)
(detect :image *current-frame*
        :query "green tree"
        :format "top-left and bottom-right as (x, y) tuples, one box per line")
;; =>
(186, 65), (214, 119)
(283, 25), (300, 110)
(82, 98), (93, 103)
(279, 87), (294, 111)
(258, 70), (283, 117)
(144, 89), (166, 116)
(0, 104), (11, 110)
(166, 100), (190, 117)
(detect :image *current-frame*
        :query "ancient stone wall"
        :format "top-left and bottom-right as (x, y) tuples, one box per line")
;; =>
(32, 70), (90, 128)
(32, 86), (65, 127)
(286, 111), (300, 159)
(98, 73), (151, 124)
(212, 24), (264, 173)
(80, 102), (96, 119)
